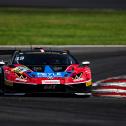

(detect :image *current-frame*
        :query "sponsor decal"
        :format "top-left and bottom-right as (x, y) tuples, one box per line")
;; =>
(12, 66), (31, 74)
(15, 56), (24, 61)
(29, 72), (70, 78)
(44, 85), (56, 89)
(42, 80), (60, 84)
(86, 81), (92, 87)
(28, 65), (71, 78)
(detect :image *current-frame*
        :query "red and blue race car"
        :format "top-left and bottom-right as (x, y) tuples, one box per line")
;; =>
(0, 49), (92, 96)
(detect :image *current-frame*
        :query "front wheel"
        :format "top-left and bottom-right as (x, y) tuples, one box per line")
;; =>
(0, 67), (4, 95)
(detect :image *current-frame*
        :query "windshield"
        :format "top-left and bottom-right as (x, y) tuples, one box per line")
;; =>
(13, 53), (78, 66)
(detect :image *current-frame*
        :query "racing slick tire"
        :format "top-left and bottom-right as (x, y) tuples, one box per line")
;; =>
(0, 67), (4, 95)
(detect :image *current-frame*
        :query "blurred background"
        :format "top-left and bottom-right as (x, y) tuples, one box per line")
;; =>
(0, 0), (126, 45)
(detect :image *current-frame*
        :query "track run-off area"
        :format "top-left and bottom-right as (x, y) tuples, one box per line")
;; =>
(0, 46), (126, 126)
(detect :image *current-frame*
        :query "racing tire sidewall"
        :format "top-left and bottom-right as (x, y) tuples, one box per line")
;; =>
(0, 67), (4, 95)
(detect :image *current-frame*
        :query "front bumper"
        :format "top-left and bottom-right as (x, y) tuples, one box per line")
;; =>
(5, 82), (92, 95)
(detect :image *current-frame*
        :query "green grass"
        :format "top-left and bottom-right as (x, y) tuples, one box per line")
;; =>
(0, 8), (126, 45)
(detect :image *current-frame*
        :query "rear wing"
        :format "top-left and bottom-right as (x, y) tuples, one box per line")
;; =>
(0, 49), (16, 55)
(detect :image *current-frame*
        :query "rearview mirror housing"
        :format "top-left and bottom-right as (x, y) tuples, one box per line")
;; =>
(80, 61), (90, 67)
(82, 61), (90, 65)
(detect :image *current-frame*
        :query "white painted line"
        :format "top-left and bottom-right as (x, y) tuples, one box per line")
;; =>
(93, 89), (118, 92)
(94, 82), (126, 87)
(93, 89), (126, 93)
(0, 45), (126, 48)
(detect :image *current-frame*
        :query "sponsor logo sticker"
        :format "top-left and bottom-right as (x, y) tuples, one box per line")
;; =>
(86, 81), (92, 86)
(42, 80), (60, 84)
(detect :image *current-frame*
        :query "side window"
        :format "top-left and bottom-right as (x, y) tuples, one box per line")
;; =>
(11, 52), (19, 64)
(68, 55), (78, 64)
(12, 55), (22, 64)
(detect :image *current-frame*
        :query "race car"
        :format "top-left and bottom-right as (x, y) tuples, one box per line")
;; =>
(0, 48), (92, 96)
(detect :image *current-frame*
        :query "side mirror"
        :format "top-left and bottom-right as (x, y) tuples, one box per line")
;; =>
(81, 61), (90, 66)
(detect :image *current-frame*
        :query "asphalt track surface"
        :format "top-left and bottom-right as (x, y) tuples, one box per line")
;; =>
(0, 0), (126, 9)
(0, 47), (126, 126)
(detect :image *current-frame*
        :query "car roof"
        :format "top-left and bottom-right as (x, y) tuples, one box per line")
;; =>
(16, 48), (70, 55)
